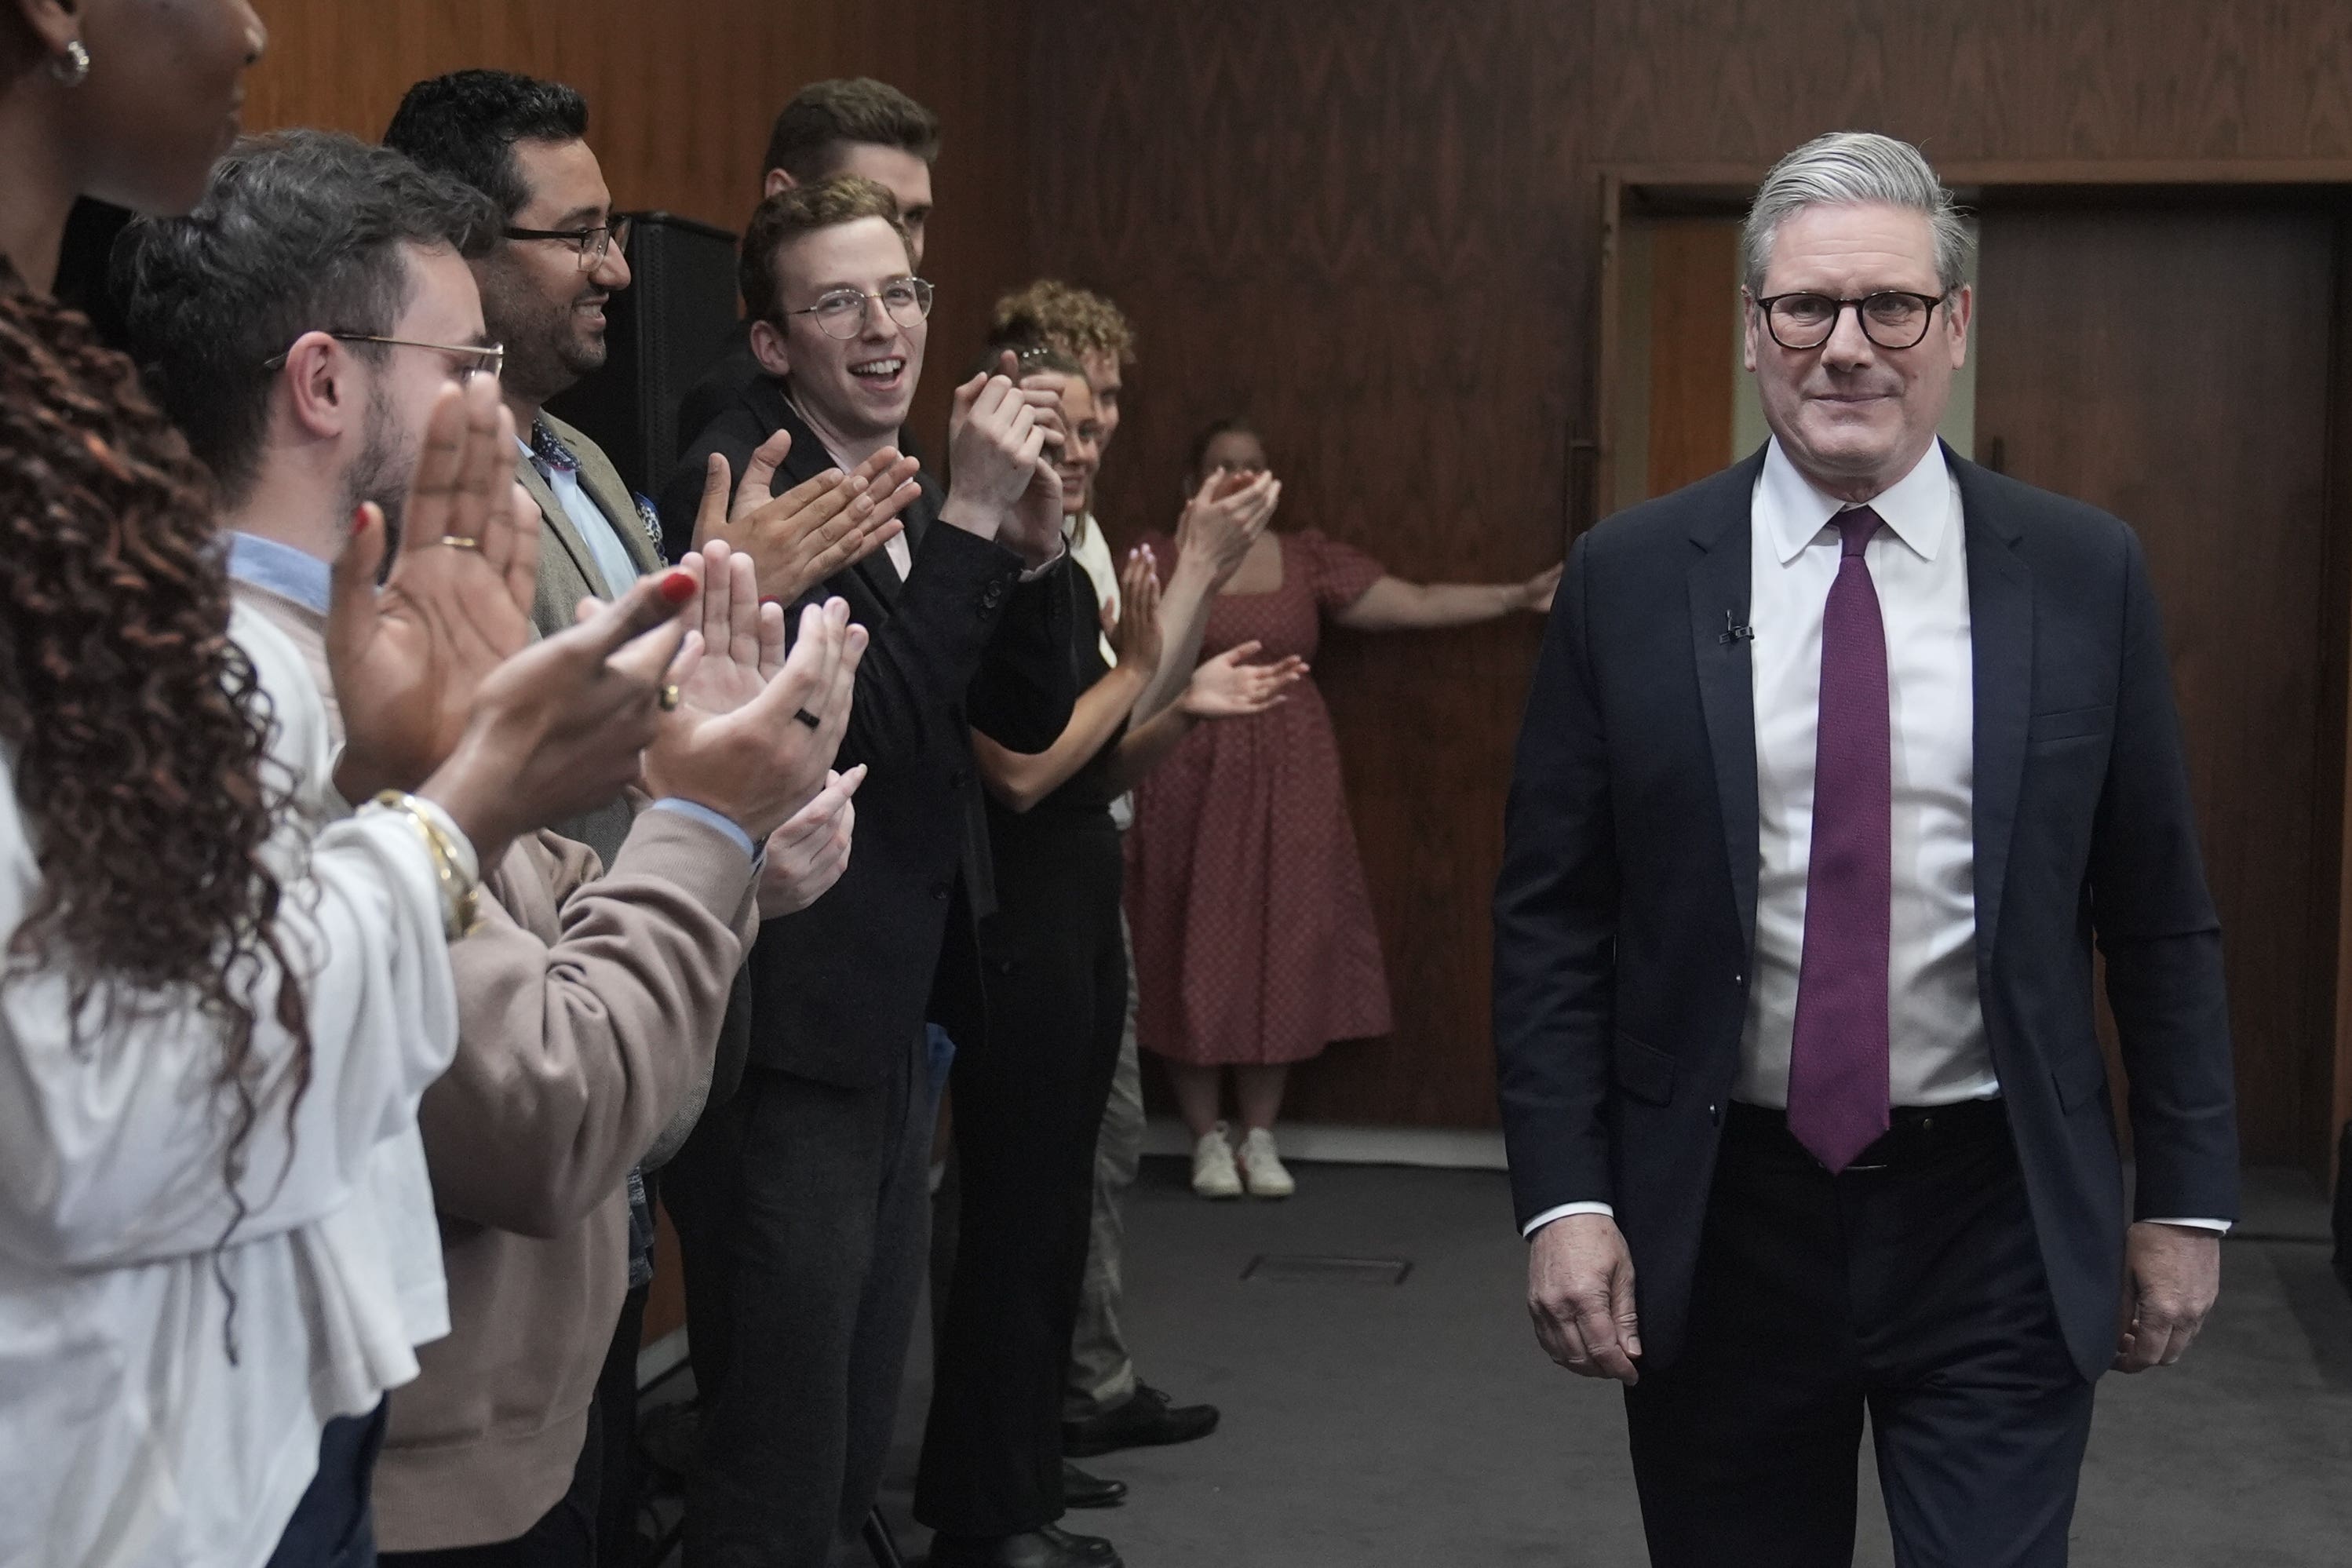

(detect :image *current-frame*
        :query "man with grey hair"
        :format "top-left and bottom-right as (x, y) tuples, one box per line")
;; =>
(1494, 129), (2237, 1564)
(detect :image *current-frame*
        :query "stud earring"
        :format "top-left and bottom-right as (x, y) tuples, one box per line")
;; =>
(48, 39), (92, 88)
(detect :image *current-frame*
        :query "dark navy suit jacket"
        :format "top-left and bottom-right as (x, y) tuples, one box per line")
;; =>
(1492, 443), (2239, 1380)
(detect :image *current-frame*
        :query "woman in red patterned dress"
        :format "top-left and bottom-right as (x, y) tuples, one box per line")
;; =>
(1128, 418), (1562, 1198)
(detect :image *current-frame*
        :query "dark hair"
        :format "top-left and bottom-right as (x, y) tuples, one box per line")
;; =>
(739, 176), (913, 325)
(1187, 416), (1260, 483)
(1, 259), (309, 1348)
(113, 129), (495, 506)
(763, 78), (939, 183)
(383, 68), (589, 221)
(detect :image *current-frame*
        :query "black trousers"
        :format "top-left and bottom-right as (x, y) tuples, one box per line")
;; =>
(266, 1400), (388, 1568)
(668, 1040), (934, 1568)
(380, 1402), (600, 1568)
(1623, 1100), (2096, 1568)
(592, 1280), (651, 1568)
(916, 818), (1129, 1537)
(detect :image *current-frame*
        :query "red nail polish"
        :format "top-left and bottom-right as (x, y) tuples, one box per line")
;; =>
(352, 504), (370, 531)
(659, 570), (696, 603)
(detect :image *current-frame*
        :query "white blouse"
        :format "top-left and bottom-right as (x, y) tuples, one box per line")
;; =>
(0, 604), (459, 1568)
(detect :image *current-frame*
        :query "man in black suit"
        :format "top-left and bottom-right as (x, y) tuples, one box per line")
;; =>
(676, 78), (939, 449)
(657, 175), (1074, 1568)
(1493, 131), (2238, 1567)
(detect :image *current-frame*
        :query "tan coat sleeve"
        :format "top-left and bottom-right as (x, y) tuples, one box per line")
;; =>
(419, 809), (758, 1238)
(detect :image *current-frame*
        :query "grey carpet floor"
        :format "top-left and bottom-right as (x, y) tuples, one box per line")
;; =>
(859, 1159), (2352, 1567)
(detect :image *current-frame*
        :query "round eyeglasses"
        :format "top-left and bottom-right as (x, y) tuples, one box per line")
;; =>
(782, 278), (935, 341)
(504, 215), (633, 272)
(1752, 290), (1949, 352)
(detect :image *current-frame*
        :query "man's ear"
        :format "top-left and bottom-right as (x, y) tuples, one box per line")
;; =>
(279, 331), (357, 439)
(749, 318), (793, 379)
(762, 167), (797, 200)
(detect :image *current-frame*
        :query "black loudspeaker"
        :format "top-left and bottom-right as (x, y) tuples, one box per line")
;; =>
(546, 210), (741, 498)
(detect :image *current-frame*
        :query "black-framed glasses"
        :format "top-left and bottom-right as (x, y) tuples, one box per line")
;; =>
(782, 277), (935, 340)
(1752, 290), (1949, 351)
(262, 332), (506, 383)
(504, 214), (633, 272)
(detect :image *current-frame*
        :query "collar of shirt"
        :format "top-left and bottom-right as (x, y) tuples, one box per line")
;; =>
(226, 531), (332, 614)
(1757, 436), (1953, 566)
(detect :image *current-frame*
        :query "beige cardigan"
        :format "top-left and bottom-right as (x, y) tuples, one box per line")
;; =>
(371, 810), (757, 1550)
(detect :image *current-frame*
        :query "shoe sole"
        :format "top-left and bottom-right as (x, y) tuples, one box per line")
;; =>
(1063, 1419), (1223, 1459)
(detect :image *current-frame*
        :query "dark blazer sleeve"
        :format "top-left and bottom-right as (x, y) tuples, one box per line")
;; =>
(1493, 531), (1621, 1225)
(2089, 529), (2240, 1222)
(967, 556), (1078, 753)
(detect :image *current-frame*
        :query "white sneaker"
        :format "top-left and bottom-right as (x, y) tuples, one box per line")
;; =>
(1191, 1125), (1242, 1199)
(1237, 1127), (1295, 1199)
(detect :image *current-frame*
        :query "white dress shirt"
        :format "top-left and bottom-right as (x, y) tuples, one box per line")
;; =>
(519, 436), (643, 596)
(1525, 440), (2223, 1238)
(0, 605), (461, 1568)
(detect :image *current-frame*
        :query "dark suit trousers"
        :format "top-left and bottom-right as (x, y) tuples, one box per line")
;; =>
(917, 818), (1129, 1537)
(1623, 1101), (2095, 1568)
(669, 1042), (934, 1568)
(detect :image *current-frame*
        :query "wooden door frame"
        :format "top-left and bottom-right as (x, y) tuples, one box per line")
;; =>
(1576, 163), (2352, 1181)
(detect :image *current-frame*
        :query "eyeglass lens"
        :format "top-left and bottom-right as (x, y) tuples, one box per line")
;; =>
(1766, 293), (1937, 351)
(807, 280), (934, 340)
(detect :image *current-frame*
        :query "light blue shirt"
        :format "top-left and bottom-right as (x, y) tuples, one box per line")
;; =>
(227, 531), (331, 614)
(521, 436), (643, 598)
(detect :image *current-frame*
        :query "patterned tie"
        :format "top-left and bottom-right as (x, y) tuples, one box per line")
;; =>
(527, 418), (579, 482)
(1786, 505), (1893, 1172)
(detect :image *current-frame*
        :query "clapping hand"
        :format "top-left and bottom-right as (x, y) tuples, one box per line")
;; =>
(757, 765), (865, 917)
(330, 375), (541, 803)
(1110, 547), (1163, 679)
(941, 363), (1062, 567)
(1175, 465), (1282, 590)
(691, 431), (920, 604)
(640, 540), (868, 843)
(1180, 640), (1307, 719)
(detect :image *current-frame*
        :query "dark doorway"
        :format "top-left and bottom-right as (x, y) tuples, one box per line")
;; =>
(1973, 201), (2345, 1170)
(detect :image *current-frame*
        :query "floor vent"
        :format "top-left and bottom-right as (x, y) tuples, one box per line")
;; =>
(1242, 1253), (1412, 1285)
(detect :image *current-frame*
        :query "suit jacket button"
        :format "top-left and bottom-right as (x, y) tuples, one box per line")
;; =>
(983, 582), (1005, 608)
(932, 881), (951, 902)
(949, 768), (969, 789)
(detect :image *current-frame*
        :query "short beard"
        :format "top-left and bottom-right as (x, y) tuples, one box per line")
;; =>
(339, 383), (414, 579)
(483, 255), (606, 406)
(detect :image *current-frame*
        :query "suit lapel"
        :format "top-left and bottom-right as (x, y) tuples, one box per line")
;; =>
(513, 454), (612, 599)
(1687, 455), (1767, 958)
(1953, 450), (2033, 974)
(544, 413), (662, 578)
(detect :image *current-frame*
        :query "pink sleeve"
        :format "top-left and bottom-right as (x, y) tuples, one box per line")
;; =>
(1295, 529), (1387, 612)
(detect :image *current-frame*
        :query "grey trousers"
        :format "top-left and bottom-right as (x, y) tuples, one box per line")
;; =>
(1063, 915), (1146, 1420)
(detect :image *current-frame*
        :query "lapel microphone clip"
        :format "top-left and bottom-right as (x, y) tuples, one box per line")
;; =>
(1720, 610), (1755, 646)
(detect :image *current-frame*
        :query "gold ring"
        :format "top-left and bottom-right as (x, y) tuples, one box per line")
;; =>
(658, 683), (682, 712)
(439, 535), (483, 552)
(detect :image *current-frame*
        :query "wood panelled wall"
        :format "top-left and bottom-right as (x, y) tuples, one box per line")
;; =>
(244, 0), (1031, 451)
(1032, 0), (2352, 1129)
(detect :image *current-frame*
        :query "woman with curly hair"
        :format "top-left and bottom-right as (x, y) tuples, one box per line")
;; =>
(0, 5), (701, 1566)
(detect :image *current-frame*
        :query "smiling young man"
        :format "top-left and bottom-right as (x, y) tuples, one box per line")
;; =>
(1494, 132), (2237, 1567)
(677, 77), (940, 448)
(653, 176), (1081, 1568)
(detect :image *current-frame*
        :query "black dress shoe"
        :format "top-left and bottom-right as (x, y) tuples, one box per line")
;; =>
(1061, 1383), (1220, 1459)
(1062, 1460), (1127, 1509)
(928, 1524), (1122, 1568)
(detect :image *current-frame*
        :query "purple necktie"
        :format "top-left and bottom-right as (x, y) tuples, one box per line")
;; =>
(1787, 506), (1892, 1172)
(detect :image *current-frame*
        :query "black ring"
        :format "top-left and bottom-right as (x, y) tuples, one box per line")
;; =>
(793, 708), (822, 730)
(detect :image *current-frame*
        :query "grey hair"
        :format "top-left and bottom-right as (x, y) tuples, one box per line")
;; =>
(1741, 132), (1972, 296)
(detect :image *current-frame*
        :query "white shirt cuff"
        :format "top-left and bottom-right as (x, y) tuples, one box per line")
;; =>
(1522, 1201), (1614, 1239)
(648, 798), (759, 862)
(2144, 1216), (2232, 1234)
(1018, 542), (1068, 582)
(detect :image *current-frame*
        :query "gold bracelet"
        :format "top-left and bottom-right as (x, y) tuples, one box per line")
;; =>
(373, 790), (483, 939)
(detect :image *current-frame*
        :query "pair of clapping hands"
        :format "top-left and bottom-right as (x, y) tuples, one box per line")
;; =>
(325, 375), (912, 913)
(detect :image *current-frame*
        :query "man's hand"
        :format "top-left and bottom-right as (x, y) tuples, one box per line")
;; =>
(2113, 1221), (2222, 1373)
(330, 375), (541, 801)
(1180, 641), (1307, 719)
(1528, 1212), (1642, 1385)
(641, 549), (866, 842)
(1174, 467), (1282, 589)
(757, 764), (864, 917)
(939, 369), (1057, 564)
(691, 432), (919, 604)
